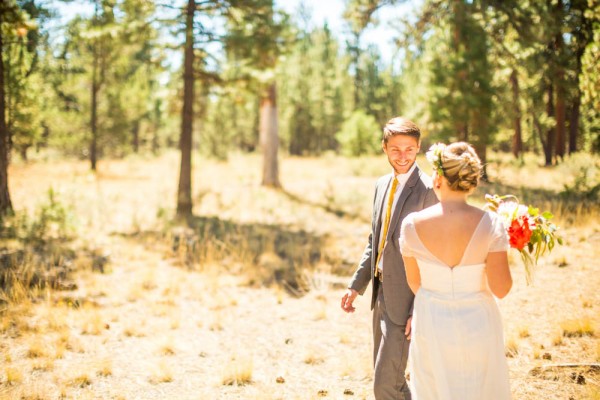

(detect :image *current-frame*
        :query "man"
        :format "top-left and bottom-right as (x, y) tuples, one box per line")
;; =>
(341, 117), (437, 399)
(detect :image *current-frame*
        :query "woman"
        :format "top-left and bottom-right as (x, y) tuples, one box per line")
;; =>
(399, 142), (512, 399)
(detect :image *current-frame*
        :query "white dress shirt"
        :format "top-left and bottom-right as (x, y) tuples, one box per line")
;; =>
(377, 162), (417, 272)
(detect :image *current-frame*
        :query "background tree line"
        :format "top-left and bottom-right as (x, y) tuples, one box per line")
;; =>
(0, 0), (598, 217)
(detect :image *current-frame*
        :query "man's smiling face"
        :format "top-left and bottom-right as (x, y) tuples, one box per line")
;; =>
(383, 134), (420, 175)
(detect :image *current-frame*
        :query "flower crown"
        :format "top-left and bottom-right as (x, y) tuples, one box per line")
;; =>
(426, 143), (446, 177)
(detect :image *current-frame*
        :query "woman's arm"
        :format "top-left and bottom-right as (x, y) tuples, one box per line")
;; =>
(403, 256), (421, 295)
(486, 251), (512, 298)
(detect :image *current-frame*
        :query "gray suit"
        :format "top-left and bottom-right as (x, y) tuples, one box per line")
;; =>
(349, 165), (437, 399)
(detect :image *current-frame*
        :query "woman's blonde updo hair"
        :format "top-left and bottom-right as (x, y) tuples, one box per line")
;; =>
(440, 142), (482, 192)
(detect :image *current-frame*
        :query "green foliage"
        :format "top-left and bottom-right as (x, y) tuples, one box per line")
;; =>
(560, 166), (600, 201)
(2, 0), (599, 162)
(0, 189), (76, 243)
(1, 1), (51, 160)
(43, 0), (165, 160)
(277, 23), (350, 155)
(425, 2), (494, 149)
(335, 109), (381, 157)
(581, 3), (600, 153)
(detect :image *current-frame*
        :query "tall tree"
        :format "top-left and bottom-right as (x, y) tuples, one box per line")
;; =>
(412, 0), (494, 168)
(225, 0), (286, 187)
(0, 5), (15, 215)
(510, 70), (523, 157)
(176, 0), (195, 218)
(0, 1), (34, 214)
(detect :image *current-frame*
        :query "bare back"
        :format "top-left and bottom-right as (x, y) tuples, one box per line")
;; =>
(412, 204), (485, 268)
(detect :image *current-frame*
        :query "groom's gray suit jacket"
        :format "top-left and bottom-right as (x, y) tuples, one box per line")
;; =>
(349, 165), (438, 325)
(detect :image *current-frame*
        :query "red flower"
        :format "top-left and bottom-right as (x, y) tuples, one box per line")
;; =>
(508, 216), (532, 250)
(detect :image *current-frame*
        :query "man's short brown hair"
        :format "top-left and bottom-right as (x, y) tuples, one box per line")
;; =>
(382, 117), (421, 143)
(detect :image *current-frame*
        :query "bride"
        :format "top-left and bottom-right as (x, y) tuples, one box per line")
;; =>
(400, 142), (512, 399)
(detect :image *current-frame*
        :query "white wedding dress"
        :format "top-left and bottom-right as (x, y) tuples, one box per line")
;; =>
(400, 211), (511, 400)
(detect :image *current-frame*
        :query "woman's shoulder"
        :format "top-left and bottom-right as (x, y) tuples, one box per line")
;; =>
(406, 204), (439, 224)
(484, 209), (507, 229)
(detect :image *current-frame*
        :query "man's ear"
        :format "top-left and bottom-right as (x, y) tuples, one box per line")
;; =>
(381, 140), (386, 153)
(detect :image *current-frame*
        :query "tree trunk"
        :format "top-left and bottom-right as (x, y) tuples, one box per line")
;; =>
(569, 97), (580, 154)
(569, 43), (586, 154)
(510, 69), (523, 158)
(451, 0), (468, 142)
(176, 0), (195, 218)
(152, 99), (160, 155)
(555, 68), (566, 160)
(260, 82), (280, 188)
(554, 0), (566, 160)
(0, 15), (13, 215)
(351, 32), (361, 110)
(132, 120), (140, 153)
(544, 83), (555, 166)
(90, 2), (100, 171)
(90, 56), (99, 171)
(19, 145), (28, 161)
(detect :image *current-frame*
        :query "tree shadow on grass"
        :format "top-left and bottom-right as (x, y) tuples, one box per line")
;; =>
(477, 180), (598, 207)
(475, 180), (599, 224)
(280, 189), (370, 224)
(134, 215), (353, 294)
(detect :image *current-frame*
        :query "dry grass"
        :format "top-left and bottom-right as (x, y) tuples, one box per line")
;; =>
(5, 366), (23, 384)
(1, 151), (598, 399)
(303, 348), (325, 365)
(505, 337), (519, 358)
(67, 372), (92, 388)
(518, 326), (531, 338)
(26, 339), (48, 358)
(149, 360), (174, 384)
(221, 357), (253, 386)
(560, 318), (596, 338)
(31, 358), (54, 372)
(97, 358), (113, 377)
(123, 323), (146, 338)
(80, 308), (106, 335)
(158, 337), (176, 356)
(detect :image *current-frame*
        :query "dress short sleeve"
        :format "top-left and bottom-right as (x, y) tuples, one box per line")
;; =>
(489, 212), (509, 252)
(400, 213), (417, 257)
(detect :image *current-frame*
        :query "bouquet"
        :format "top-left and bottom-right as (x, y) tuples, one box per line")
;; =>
(485, 194), (563, 284)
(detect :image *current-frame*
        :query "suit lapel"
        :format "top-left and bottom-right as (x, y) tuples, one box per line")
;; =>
(373, 174), (394, 247)
(387, 166), (421, 238)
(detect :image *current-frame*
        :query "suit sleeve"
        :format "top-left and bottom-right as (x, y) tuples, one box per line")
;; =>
(423, 185), (439, 208)
(347, 184), (379, 295)
(348, 233), (373, 295)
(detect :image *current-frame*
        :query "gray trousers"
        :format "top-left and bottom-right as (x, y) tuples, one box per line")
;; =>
(373, 285), (412, 400)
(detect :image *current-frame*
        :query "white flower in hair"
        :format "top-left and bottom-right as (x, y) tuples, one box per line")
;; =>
(426, 143), (445, 177)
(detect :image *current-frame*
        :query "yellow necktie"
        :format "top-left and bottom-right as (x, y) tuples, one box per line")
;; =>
(375, 177), (398, 280)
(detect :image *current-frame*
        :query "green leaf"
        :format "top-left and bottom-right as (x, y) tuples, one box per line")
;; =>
(542, 211), (554, 220)
(528, 206), (539, 216)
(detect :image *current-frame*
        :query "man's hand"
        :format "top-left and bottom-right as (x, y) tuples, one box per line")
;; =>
(405, 316), (412, 340)
(341, 289), (359, 313)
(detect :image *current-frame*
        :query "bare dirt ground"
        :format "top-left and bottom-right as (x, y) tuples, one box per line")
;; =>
(1, 153), (598, 399)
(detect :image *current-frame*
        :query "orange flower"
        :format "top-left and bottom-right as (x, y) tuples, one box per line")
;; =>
(507, 216), (532, 250)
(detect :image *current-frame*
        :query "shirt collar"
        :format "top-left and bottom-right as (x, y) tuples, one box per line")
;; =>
(393, 162), (417, 185)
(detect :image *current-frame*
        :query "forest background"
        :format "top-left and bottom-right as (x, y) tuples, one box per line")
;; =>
(1, 0), (599, 208)
(0, 0), (599, 399)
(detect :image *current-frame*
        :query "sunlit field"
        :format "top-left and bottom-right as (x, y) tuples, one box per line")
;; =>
(1, 151), (598, 399)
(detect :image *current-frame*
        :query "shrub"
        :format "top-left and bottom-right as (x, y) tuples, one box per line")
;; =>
(335, 110), (381, 156)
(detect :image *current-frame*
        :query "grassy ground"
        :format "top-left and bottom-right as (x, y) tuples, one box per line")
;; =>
(0, 151), (598, 399)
